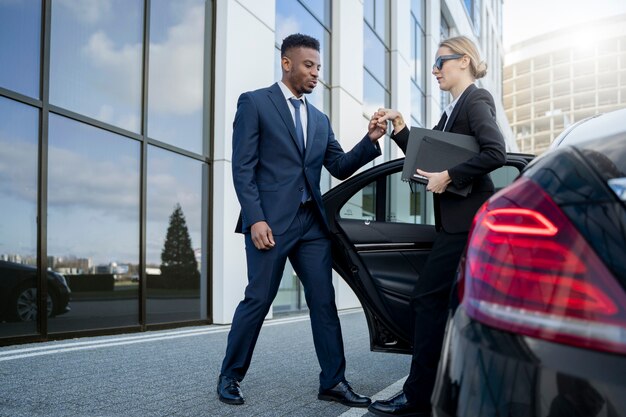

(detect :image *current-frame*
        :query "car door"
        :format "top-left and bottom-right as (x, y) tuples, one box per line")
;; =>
(323, 153), (533, 354)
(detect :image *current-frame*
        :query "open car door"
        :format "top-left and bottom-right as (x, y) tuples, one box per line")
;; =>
(323, 154), (533, 354)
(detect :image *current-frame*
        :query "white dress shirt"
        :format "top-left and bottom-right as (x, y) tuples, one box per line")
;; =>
(442, 96), (459, 131)
(278, 81), (308, 146)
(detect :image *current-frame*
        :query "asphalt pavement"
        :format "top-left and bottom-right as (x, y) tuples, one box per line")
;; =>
(0, 309), (411, 417)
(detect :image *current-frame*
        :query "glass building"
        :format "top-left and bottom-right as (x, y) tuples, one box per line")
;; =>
(1, 0), (510, 345)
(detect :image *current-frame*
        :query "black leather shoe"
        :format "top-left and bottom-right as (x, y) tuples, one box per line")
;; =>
(217, 374), (244, 405)
(368, 392), (431, 416)
(318, 380), (371, 407)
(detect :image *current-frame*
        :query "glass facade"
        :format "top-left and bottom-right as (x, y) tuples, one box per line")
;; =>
(0, 0), (41, 98)
(363, 0), (390, 118)
(148, 0), (207, 154)
(1, 0), (506, 345)
(47, 114), (141, 332)
(146, 147), (204, 324)
(0, 97), (39, 337)
(274, 0), (331, 314)
(0, 0), (211, 342)
(49, 0), (144, 133)
(410, 0), (426, 127)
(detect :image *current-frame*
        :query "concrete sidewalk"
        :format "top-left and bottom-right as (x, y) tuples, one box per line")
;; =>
(0, 310), (410, 417)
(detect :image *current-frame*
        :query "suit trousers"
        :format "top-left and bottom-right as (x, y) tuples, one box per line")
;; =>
(403, 230), (468, 406)
(220, 203), (346, 390)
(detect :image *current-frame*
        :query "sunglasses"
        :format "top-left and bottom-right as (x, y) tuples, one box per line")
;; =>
(433, 54), (463, 71)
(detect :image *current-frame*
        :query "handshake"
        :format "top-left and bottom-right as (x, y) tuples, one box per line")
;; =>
(367, 108), (407, 142)
(367, 108), (452, 194)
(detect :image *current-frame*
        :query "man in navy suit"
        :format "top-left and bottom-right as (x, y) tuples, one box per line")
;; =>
(217, 34), (385, 407)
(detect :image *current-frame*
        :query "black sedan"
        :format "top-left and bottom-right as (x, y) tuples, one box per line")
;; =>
(0, 260), (71, 322)
(323, 107), (626, 416)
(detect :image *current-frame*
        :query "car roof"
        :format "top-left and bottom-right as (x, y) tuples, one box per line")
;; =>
(552, 107), (626, 149)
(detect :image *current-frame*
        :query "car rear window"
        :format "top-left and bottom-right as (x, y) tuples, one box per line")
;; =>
(576, 135), (626, 183)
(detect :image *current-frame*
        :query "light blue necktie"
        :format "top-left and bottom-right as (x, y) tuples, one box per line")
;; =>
(288, 98), (309, 203)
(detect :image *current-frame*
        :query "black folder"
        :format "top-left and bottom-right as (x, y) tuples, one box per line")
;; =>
(401, 127), (479, 197)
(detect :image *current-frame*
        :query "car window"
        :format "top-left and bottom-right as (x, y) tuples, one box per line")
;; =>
(339, 181), (376, 220)
(490, 165), (521, 192)
(338, 164), (523, 224)
(386, 172), (434, 225)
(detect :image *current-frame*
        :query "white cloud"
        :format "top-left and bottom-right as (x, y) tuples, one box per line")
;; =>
(148, 4), (205, 115)
(0, 138), (37, 202)
(56, 0), (112, 24)
(83, 30), (143, 115)
(46, 144), (140, 219)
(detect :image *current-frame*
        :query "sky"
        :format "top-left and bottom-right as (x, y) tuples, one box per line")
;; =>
(503, 0), (626, 48)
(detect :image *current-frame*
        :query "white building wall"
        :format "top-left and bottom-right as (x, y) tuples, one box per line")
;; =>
(330, 0), (365, 309)
(212, 0), (276, 324)
(211, 0), (510, 324)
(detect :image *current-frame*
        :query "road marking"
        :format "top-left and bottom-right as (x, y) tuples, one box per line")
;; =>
(0, 309), (362, 362)
(338, 376), (407, 417)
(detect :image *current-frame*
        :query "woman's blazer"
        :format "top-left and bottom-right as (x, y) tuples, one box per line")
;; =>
(391, 84), (506, 233)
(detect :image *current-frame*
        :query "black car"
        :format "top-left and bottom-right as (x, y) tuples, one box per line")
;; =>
(323, 107), (626, 416)
(0, 260), (71, 322)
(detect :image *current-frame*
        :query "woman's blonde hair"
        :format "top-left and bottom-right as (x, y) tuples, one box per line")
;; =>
(439, 36), (487, 79)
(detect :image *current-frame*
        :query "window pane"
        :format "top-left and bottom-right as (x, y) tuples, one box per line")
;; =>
(363, 24), (387, 85)
(364, 0), (375, 27)
(276, 0), (330, 83)
(386, 172), (433, 224)
(363, 70), (388, 117)
(0, 0), (41, 97)
(374, 0), (388, 41)
(148, 0), (206, 154)
(0, 97), (39, 337)
(490, 165), (521, 192)
(411, 18), (417, 80)
(411, 0), (424, 27)
(146, 147), (204, 324)
(339, 182), (376, 220)
(415, 28), (425, 88)
(49, 0), (143, 132)
(411, 81), (425, 126)
(300, 0), (330, 25)
(47, 114), (140, 333)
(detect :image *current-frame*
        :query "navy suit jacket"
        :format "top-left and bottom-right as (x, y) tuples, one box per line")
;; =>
(392, 84), (506, 233)
(233, 83), (382, 235)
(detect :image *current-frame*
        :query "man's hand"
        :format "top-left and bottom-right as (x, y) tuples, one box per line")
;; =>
(251, 221), (275, 250)
(374, 108), (406, 134)
(368, 114), (387, 142)
(417, 169), (451, 194)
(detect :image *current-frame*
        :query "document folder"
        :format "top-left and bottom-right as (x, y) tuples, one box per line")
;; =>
(401, 127), (479, 197)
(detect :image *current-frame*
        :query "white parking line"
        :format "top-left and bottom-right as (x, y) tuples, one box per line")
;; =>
(0, 309), (362, 362)
(338, 376), (407, 417)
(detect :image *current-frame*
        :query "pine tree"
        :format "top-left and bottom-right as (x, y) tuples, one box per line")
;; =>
(160, 204), (199, 288)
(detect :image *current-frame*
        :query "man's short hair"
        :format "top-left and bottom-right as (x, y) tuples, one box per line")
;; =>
(280, 33), (320, 57)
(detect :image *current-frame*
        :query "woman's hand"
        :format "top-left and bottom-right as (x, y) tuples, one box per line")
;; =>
(417, 169), (451, 194)
(374, 108), (406, 134)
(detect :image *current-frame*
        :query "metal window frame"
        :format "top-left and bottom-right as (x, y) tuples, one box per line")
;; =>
(0, 0), (215, 346)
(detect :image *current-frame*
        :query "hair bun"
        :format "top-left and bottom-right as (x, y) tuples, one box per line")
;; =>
(475, 61), (488, 79)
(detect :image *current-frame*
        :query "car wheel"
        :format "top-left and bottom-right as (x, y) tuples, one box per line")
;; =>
(9, 286), (54, 322)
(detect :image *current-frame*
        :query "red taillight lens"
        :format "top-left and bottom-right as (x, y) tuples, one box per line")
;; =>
(462, 177), (626, 354)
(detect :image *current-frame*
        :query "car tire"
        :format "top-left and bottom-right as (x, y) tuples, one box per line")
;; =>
(8, 285), (55, 322)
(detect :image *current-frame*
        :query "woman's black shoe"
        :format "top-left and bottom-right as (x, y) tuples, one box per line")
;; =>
(368, 391), (431, 416)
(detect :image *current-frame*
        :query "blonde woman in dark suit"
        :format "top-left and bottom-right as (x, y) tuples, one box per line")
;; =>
(368, 36), (506, 417)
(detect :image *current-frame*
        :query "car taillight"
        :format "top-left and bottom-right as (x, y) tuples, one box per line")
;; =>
(461, 177), (626, 355)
